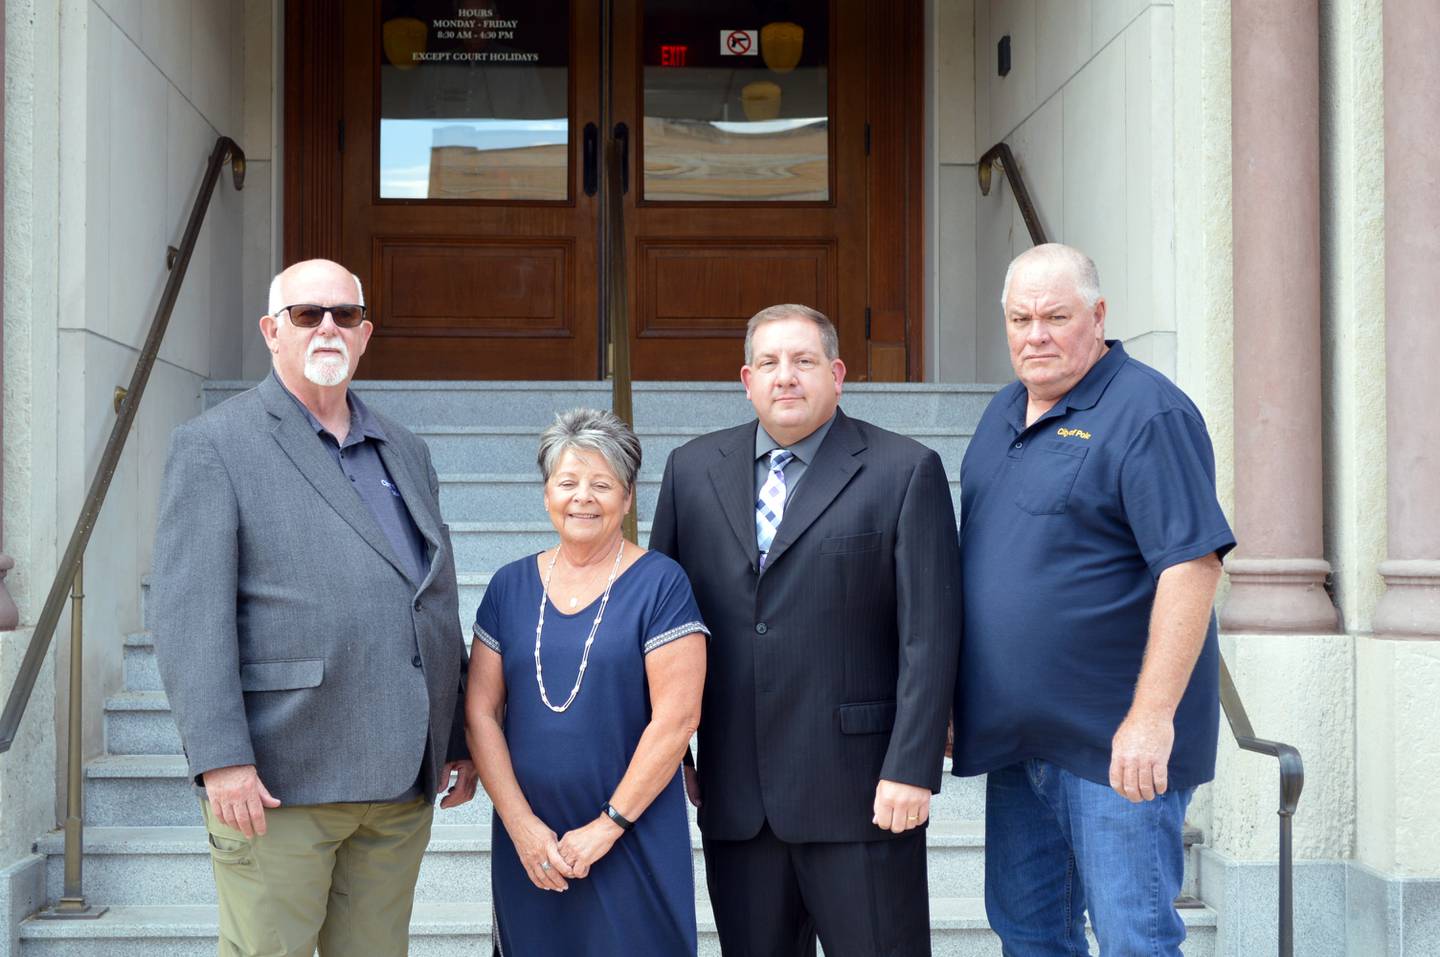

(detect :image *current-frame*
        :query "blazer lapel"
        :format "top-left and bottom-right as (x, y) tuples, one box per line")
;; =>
(708, 423), (762, 573)
(376, 439), (445, 593)
(260, 376), (412, 582)
(761, 409), (866, 573)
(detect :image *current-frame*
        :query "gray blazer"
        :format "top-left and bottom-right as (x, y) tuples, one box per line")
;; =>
(150, 374), (468, 805)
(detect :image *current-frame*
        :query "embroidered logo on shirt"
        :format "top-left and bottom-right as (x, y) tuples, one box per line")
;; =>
(1056, 427), (1092, 440)
(380, 478), (403, 498)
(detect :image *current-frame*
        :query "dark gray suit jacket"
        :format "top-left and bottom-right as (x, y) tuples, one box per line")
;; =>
(151, 374), (467, 804)
(651, 408), (962, 844)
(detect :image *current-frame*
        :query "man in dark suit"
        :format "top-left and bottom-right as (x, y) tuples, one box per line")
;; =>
(650, 304), (961, 956)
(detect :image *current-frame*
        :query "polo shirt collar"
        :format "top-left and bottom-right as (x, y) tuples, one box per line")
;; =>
(1004, 340), (1128, 433)
(755, 410), (836, 465)
(269, 368), (387, 446)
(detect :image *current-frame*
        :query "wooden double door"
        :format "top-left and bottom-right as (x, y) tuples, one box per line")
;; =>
(285, 1), (921, 380)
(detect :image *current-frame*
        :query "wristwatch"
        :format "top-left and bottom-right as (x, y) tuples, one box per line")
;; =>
(602, 802), (634, 831)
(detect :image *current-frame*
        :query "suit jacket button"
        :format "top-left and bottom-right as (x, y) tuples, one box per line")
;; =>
(755, 622), (768, 635)
(412, 655), (423, 668)
(413, 599), (422, 612)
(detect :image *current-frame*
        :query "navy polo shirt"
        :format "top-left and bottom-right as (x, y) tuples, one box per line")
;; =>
(271, 371), (430, 586)
(953, 342), (1235, 789)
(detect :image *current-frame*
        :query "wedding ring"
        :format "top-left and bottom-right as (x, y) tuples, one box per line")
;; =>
(541, 861), (552, 871)
(906, 814), (919, 820)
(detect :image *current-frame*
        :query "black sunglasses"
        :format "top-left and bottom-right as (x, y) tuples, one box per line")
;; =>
(280, 303), (367, 328)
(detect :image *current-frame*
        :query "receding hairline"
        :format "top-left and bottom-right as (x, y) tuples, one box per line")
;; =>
(268, 260), (365, 317)
(744, 303), (839, 364)
(1000, 243), (1101, 312)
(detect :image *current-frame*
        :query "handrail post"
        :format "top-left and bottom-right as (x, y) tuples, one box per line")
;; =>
(40, 559), (105, 919)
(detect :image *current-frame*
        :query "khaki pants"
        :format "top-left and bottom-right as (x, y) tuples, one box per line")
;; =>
(202, 797), (433, 957)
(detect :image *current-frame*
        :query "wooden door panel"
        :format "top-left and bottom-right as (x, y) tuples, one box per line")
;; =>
(374, 239), (572, 335)
(637, 241), (834, 337)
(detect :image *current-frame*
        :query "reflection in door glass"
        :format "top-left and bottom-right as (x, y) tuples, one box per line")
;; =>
(378, 1), (570, 200)
(642, 2), (829, 202)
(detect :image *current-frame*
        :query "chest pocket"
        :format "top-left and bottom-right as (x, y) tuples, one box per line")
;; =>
(1013, 443), (1089, 515)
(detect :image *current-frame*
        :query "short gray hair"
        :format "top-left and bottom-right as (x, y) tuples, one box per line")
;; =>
(268, 266), (366, 318)
(744, 304), (839, 365)
(1000, 243), (1101, 312)
(537, 408), (642, 491)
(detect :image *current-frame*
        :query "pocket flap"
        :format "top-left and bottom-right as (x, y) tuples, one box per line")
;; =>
(838, 700), (898, 734)
(239, 658), (324, 692)
(820, 531), (883, 554)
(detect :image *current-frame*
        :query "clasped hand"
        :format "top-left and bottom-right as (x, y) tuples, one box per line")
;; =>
(509, 813), (624, 891)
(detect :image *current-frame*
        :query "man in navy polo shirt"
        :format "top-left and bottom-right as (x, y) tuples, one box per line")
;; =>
(954, 244), (1234, 955)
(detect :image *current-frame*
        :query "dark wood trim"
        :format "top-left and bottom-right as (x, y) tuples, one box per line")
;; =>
(904, 0), (925, 381)
(283, 0), (345, 266)
(863, 0), (925, 381)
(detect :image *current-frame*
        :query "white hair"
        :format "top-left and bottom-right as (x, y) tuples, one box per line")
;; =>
(1000, 243), (1101, 313)
(268, 266), (366, 318)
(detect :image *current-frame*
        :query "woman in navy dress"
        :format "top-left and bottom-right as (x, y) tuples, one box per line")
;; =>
(466, 408), (708, 956)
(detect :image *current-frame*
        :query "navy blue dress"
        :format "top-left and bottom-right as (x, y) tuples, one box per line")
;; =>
(474, 550), (708, 956)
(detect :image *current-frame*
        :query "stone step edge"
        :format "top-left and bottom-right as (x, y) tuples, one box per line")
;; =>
(35, 822), (985, 856)
(18, 899), (1217, 939)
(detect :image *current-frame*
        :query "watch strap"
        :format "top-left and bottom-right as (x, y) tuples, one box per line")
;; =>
(602, 802), (634, 831)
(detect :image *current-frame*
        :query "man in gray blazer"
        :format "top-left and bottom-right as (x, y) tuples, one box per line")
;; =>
(151, 258), (477, 957)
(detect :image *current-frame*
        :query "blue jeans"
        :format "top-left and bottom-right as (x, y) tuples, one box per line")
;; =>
(984, 760), (1194, 957)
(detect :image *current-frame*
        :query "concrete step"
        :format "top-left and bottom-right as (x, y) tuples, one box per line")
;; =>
(37, 821), (986, 907)
(122, 632), (162, 692)
(203, 380), (1001, 432)
(104, 692), (180, 755)
(418, 425), (974, 475)
(82, 754), (987, 828)
(438, 471), (964, 522)
(17, 899), (1217, 956)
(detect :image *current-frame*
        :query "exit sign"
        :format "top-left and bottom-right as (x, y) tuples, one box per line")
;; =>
(660, 44), (688, 67)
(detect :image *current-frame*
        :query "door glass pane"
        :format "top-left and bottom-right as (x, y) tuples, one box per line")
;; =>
(642, 2), (829, 202)
(378, 1), (570, 200)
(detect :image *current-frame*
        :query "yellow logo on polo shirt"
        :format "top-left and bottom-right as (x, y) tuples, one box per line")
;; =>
(1056, 427), (1092, 440)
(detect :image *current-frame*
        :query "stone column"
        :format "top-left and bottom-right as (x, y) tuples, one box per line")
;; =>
(0, 6), (15, 633)
(1221, 0), (1338, 633)
(1372, 0), (1440, 639)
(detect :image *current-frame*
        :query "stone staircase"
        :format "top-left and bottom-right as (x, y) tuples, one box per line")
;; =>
(18, 382), (1217, 955)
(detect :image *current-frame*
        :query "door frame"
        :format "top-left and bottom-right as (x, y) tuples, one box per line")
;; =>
(283, 0), (926, 380)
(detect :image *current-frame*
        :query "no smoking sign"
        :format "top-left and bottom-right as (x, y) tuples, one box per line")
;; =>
(720, 29), (758, 56)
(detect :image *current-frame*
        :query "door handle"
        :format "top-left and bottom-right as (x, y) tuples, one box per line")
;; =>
(583, 123), (598, 196)
(613, 122), (630, 195)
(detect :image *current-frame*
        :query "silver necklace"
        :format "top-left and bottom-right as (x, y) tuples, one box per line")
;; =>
(534, 538), (627, 713)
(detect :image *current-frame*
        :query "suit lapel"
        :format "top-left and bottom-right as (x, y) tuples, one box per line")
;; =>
(708, 423), (762, 573)
(260, 376), (412, 583)
(761, 410), (866, 573)
(376, 439), (445, 593)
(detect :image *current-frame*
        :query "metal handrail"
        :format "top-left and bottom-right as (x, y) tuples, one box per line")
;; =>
(0, 135), (245, 916)
(980, 139), (1304, 956)
(1220, 656), (1304, 957)
(978, 142), (1050, 245)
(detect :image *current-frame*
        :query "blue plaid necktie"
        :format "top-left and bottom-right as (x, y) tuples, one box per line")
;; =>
(756, 449), (795, 568)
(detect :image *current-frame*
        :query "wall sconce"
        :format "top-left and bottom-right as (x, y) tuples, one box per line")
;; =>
(761, 21), (804, 74)
(383, 17), (428, 70)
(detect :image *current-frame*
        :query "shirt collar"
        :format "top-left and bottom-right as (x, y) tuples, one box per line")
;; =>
(755, 410), (837, 465)
(269, 368), (387, 445)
